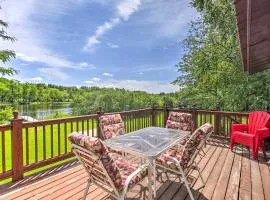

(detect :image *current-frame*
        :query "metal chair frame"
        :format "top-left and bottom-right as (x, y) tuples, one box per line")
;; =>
(72, 144), (148, 200)
(156, 127), (213, 200)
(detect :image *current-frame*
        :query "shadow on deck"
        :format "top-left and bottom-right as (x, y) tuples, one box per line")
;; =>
(0, 138), (270, 200)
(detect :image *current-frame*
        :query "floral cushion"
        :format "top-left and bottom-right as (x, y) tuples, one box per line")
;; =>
(69, 133), (146, 191)
(166, 120), (193, 131)
(168, 112), (193, 123)
(166, 112), (193, 131)
(156, 149), (184, 170)
(99, 114), (123, 125)
(113, 155), (147, 190)
(99, 114), (125, 139)
(68, 133), (122, 189)
(156, 123), (213, 170)
(199, 123), (213, 139)
(68, 132), (106, 156)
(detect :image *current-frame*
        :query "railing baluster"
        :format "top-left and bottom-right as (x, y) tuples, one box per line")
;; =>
(51, 124), (53, 158)
(64, 122), (67, 154)
(133, 114), (136, 131)
(82, 120), (84, 134)
(1, 131), (5, 172)
(129, 114), (132, 132)
(35, 126), (38, 162)
(26, 128), (29, 165)
(71, 121), (73, 133)
(58, 123), (61, 156)
(91, 119), (94, 137)
(87, 120), (90, 136)
(43, 125), (46, 160)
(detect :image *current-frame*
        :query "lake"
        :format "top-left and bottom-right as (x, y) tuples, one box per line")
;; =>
(15, 103), (73, 120)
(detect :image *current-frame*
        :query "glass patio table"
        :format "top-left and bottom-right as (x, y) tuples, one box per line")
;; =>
(103, 126), (190, 200)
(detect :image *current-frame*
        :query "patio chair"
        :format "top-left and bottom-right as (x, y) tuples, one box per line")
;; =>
(230, 111), (270, 159)
(166, 111), (195, 149)
(99, 114), (125, 155)
(155, 123), (214, 200)
(68, 132), (148, 200)
(166, 111), (194, 132)
(99, 114), (125, 140)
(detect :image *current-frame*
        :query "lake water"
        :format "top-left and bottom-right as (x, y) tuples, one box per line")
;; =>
(15, 103), (73, 120)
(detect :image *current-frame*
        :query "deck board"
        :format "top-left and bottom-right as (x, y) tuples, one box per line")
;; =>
(0, 139), (270, 200)
(239, 148), (251, 200)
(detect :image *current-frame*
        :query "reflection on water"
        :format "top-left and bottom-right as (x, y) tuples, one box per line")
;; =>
(15, 103), (72, 120)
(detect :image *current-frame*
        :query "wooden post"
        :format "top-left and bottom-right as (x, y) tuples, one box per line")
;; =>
(11, 111), (24, 182)
(151, 104), (156, 127)
(163, 104), (169, 128)
(214, 106), (221, 135)
(96, 107), (104, 139)
(192, 107), (198, 130)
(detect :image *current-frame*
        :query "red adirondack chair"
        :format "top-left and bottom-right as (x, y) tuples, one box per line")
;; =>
(230, 111), (270, 159)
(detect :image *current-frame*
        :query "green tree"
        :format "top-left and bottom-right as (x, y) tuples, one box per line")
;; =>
(174, 0), (247, 111)
(0, 6), (17, 76)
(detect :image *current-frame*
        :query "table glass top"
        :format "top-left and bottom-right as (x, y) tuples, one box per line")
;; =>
(103, 127), (190, 158)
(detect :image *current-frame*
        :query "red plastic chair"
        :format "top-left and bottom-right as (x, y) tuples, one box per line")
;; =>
(230, 111), (270, 159)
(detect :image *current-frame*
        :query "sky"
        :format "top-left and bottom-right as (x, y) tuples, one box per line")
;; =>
(0, 0), (199, 94)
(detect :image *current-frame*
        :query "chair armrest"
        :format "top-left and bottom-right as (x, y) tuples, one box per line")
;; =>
(122, 164), (148, 195)
(255, 128), (270, 138)
(232, 124), (248, 132)
(254, 128), (270, 148)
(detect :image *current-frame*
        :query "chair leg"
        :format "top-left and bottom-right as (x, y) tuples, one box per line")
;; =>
(183, 176), (195, 200)
(201, 148), (206, 156)
(83, 179), (91, 200)
(230, 141), (234, 152)
(194, 161), (205, 186)
(261, 141), (267, 159)
(252, 148), (258, 160)
(179, 166), (195, 200)
(197, 168), (205, 186)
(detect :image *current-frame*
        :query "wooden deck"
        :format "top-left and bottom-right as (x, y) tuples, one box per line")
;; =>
(0, 138), (269, 200)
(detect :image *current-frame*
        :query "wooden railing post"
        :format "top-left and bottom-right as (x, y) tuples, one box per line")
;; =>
(192, 107), (198, 130)
(11, 111), (24, 182)
(96, 107), (104, 139)
(151, 104), (156, 127)
(163, 104), (169, 128)
(214, 106), (221, 135)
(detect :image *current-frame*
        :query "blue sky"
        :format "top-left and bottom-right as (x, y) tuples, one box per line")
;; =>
(0, 0), (198, 93)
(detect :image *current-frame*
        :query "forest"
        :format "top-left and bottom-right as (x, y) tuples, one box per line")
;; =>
(1, 0), (270, 124)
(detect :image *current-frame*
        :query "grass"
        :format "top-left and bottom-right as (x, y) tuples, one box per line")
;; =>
(0, 119), (98, 185)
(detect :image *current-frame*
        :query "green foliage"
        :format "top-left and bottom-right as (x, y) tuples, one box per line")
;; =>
(0, 105), (12, 124)
(0, 7), (17, 76)
(174, 0), (270, 111)
(71, 88), (166, 115)
(47, 111), (70, 119)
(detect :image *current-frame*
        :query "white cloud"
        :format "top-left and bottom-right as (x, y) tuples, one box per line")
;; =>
(23, 76), (44, 83)
(79, 62), (96, 69)
(102, 72), (113, 77)
(140, 0), (199, 39)
(107, 42), (119, 48)
(84, 0), (141, 51)
(117, 0), (141, 20)
(84, 79), (179, 93)
(91, 77), (101, 82)
(84, 80), (94, 84)
(38, 68), (69, 81)
(84, 18), (120, 51)
(0, 0), (93, 71)
(132, 65), (173, 73)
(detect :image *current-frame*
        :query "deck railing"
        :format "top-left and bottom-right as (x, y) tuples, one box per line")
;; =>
(0, 107), (249, 182)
